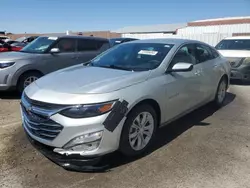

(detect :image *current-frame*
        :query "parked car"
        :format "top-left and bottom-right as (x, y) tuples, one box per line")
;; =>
(0, 40), (26, 52)
(20, 38), (230, 171)
(0, 36), (10, 41)
(215, 36), (250, 82)
(15, 36), (39, 44)
(9, 42), (26, 51)
(109, 37), (138, 47)
(0, 35), (111, 92)
(5, 40), (18, 45)
(0, 40), (9, 52)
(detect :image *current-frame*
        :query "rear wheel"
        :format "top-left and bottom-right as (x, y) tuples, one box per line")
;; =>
(119, 104), (157, 157)
(213, 77), (227, 108)
(17, 71), (42, 93)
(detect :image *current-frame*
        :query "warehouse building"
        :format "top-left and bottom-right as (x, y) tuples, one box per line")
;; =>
(177, 16), (250, 46)
(114, 23), (187, 39)
(115, 16), (250, 46)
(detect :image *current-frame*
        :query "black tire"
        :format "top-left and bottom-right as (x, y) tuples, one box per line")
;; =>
(119, 104), (158, 157)
(17, 71), (42, 93)
(213, 77), (227, 108)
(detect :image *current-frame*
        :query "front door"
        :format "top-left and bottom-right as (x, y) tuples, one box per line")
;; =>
(41, 38), (78, 74)
(164, 44), (203, 121)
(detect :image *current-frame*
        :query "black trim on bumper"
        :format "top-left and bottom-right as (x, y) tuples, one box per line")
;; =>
(25, 132), (110, 172)
(103, 100), (128, 132)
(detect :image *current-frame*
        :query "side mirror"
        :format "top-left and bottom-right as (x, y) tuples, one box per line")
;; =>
(50, 48), (60, 54)
(166, 62), (193, 73)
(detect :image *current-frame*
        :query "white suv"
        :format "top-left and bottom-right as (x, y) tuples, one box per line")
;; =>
(216, 36), (250, 82)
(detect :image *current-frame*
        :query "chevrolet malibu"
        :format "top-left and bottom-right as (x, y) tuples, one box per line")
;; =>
(20, 39), (230, 171)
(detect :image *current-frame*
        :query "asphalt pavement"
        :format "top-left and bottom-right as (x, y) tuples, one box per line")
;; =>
(0, 84), (250, 188)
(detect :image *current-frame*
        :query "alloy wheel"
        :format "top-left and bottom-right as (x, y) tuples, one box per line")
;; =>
(129, 112), (154, 151)
(23, 76), (38, 88)
(217, 79), (227, 104)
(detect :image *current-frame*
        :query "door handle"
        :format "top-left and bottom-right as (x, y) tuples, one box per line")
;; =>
(71, 56), (79, 59)
(195, 72), (200, 76)
(194, 69), (202, 76)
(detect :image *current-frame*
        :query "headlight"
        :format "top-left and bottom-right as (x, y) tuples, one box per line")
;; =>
(59, 100), (117, 118)
(242, 58), (250, 65)
(0, 62), (15, 69)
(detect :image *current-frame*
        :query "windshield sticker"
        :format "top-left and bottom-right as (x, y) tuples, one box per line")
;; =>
(115, 41), (121, 43)
(138, 50), (158, 56)
(164, 45), (171, 48)
(48, 37), (58, 40)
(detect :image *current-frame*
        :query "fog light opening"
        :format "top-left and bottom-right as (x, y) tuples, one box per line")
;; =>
(63, 131), (103, 150)
(70, 140), (101, 152)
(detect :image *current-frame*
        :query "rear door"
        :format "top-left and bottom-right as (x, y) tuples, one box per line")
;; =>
(76, 39), (110, 64)
(194, 43), (221, 100)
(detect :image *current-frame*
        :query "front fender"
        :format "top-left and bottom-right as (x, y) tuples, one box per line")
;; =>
(11, 62), (44, 86)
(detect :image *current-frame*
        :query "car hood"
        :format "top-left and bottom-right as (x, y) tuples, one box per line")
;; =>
(0, 51), (38, 61)
(33, 65), (150, 94)
(218, 50), (250, 58)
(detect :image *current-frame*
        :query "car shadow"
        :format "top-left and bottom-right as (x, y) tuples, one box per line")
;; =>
(0, 91), (21, 100)
(97, 92), (236, 172)
(230, 80), (250, 86)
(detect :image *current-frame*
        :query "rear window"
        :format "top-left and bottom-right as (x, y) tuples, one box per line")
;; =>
(215, 39), (250, 50)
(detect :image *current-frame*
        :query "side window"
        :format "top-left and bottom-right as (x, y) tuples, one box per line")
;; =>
(55, 38), (76, 53)
(195, 44), (214, 63)
(210, 47), (220, 58)
(77, 39), (109, 52)
(169, 44), (196, 69)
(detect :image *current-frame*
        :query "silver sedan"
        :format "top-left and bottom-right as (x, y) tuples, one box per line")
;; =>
(20, 38), (231, 171)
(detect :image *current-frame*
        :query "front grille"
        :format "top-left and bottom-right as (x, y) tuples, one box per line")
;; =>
(21, 95), (64, 141)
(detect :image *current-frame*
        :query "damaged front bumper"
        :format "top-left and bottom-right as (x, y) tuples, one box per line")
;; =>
(25, 132), (110, 172)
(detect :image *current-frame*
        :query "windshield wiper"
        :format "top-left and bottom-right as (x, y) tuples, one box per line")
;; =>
(85, 62), (134, 71)
(98, 64), (134, 71)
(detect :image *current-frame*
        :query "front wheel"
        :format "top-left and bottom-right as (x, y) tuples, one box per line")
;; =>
(119, 104), (157, 157)
(213, 77), (227, 108)
(17, 72), (42, 93)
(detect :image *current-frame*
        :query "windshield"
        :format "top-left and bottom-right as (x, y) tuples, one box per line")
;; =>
(215, 39), (250, 50)
(20, 36), (57, 53)
(15, 37), (26, 42)
(90, 42), (174, 71)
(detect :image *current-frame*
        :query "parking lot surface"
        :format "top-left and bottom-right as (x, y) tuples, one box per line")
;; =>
(0, 84), (250, 188)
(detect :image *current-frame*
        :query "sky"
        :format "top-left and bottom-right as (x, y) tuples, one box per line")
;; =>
(1, 0), (250, 33)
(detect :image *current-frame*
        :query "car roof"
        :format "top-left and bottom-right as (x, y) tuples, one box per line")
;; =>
(127, 38), (204, 45)
(110, 37), (137, 40)
(41, 34), (109, 41)
(224, 36), (250, 40)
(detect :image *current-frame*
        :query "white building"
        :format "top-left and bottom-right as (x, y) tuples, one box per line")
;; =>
(177, 16), (250, 46)
(114, 23), (187, 39)
(115, 16), (250, 46)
